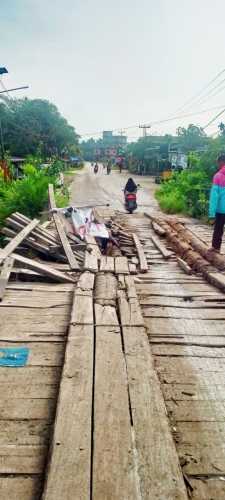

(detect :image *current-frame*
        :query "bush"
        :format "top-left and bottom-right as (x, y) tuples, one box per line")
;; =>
(155, 145), (224, 219)
(0, 164), (54, 224)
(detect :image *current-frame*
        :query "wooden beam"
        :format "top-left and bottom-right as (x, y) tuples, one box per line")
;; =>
(132, 233), (148, 272)
(0, 257), (14, 301)
(0, 219), (39, 263)
(11, 253), (75, 283)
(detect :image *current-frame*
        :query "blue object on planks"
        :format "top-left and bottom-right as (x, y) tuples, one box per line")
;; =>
(0, 347), (29, 367)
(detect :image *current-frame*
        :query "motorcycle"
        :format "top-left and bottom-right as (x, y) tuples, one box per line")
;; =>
(124, 191), (137, 213)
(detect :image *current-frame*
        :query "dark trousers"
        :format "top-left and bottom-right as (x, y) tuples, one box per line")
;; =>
(212, 213), (225, 251)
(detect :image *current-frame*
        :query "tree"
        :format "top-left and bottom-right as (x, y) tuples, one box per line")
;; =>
(0, 98), (79, 158)
(177, 124), (209, 151)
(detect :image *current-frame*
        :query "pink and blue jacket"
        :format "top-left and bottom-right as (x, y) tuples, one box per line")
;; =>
(209, 165), (225, 218)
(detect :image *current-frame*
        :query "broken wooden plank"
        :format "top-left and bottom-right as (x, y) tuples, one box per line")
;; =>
(99, 256), (114, 272)
(115, 256), (129, 275)
(0, 219), (39, 263)
(84, 250), (98, 273)
(128, 262), (137, 274)
(132, 233), (148, 272)
(0, 256), (14, 301)
(48, 185), (80, 270)
(53, 212), (80, 270)
(92, 325), (137, 499)
(11, 253), (75, 283)
(151, 234), (173, 259)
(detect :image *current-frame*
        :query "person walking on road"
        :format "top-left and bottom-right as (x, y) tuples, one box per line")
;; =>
(209, 154), (225, 253)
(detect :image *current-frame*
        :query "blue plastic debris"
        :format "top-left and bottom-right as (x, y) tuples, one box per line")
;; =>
(0, 347), (29, 367)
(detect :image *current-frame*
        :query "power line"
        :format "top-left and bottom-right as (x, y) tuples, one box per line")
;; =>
(203, 106), (225, 130)
(80, 103), (225, 139)
(174, 68), (225, 114)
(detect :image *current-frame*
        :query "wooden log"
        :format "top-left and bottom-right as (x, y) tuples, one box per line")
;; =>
(0, 257), (14, 301)
(11, 253), (75, 283)
(151, 234), (173, 259)
(0, 219), (39, 263)
(132, 233), (148, 272)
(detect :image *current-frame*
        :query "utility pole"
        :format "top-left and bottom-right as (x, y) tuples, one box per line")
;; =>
(139, 124), (151, 137)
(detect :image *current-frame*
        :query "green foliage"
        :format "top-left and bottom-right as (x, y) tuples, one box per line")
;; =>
(0, 98), (79, 158)
(55, 186), (69, 208)
(46, 159), (66, 177)
(155, 146), (220, 218)
(0, 167), (53, 224)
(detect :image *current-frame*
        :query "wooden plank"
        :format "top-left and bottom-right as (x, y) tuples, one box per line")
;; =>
(92, 326), (137, 499)
(95, 303), (119, 326)
(94, 272), (117, 305)
(117, 289), (144, 326)
(53, 212), (80, 270)
(43, 279), (94, 500)
(71, 293), (93, 325)
(122, 325), (188, 499)
(99, 256), (114, 272)
(128, 262), (137, 274)
(162, 383), (225, 401)
(152, 344), (225, 358)
(0, 444), (46, 474)
(150, 234), (173, 259)
(84, 250), (98, 272)
(0, 477), (41, 500)
(143, 306), (225, 319)
(132, 233), (148, 272)
(152, 221), (166, 236)
(48, 183), (56, 209)
(11, 252), (75, 283)
(115, 256), (129, 274)
(0, 219), (39, 262)
(0, 256), (14, 301)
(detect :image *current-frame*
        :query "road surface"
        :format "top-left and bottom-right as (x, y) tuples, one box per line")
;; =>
(70, 162), (159, 212)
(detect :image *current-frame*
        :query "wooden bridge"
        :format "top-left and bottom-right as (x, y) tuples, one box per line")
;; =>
(0, 209), (225, 499)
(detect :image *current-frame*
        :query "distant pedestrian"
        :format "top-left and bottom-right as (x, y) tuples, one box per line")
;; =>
(209, 154), (225, 253)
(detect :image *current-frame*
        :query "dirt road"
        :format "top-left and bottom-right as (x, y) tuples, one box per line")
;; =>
(70, 162), (159, 212)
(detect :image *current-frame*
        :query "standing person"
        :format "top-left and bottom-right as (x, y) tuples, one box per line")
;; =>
(209, 154), (225, 253)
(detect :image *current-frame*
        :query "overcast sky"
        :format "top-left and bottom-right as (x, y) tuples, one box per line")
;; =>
(2, 0), (225, 140)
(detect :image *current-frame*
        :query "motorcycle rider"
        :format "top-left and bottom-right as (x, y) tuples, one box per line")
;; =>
(124, 178), (137, 194)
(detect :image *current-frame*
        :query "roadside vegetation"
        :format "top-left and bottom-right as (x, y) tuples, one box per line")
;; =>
(0, 97), (82, 225)
(156, 139), (224, 219)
